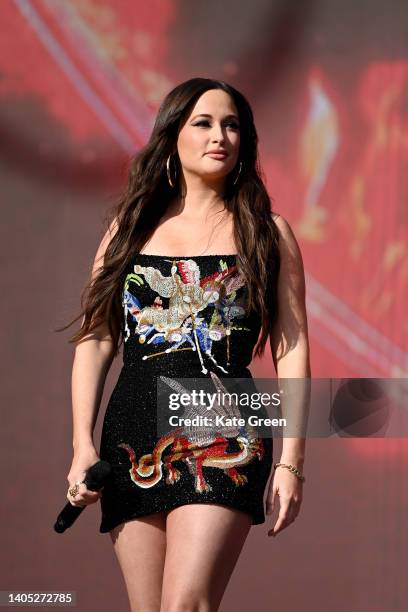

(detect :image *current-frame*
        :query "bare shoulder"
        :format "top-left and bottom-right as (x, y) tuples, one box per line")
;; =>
(101, 216), (119, 250)
(271, 212), (303, 262)
(271, 211), (294, 238)
(92, 216), (119, 277)
(97, 216), (119, 255)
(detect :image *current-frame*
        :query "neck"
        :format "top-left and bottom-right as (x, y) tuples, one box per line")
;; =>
(169, 195), (226, 220)
(170, 173), (227, 219)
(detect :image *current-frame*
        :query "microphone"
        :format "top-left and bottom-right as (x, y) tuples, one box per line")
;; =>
(54, 460), (112, 533)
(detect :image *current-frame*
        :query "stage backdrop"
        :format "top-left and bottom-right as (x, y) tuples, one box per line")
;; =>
(1, 1), (407, 611)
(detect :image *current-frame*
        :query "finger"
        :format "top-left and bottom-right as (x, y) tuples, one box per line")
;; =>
(268, 516), (286, 536)
(66, 496), (86, 508)
(82, 493), (100, 505)
(287, 500), (300, 522)
(67, 490), (80, 503)
(73, 500), (86, 508)
(268, 515), (292, 537)
(268, 509), (297, 536)
(268, 500), (292, 537)
(74, 493), (96, 506)
(82, 487), (101, 498)
(268, 510), (287, 536)
(66, 484), (87, 503)
(70, 493), (88, 506)
(66, 483), (100, 505)
(265, 487), (277, 516)
(67, 481), (85, 495)
(288, 494), (302, 518)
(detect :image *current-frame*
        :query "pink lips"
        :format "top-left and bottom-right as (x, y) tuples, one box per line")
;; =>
(206, 152), (228, 159)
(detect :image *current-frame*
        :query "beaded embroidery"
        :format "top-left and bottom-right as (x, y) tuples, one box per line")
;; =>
(118, 370), (265, 493)
(122, 257), (251, 374)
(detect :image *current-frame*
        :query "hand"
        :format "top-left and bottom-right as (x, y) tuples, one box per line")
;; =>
(66, 445), (104, 508)
(265, 466), (303, 537)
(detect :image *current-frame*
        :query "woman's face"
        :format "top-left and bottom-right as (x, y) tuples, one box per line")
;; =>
(176, 89), (241, 184)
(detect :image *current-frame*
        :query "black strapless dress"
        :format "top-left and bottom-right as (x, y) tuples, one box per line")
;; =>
(98, 254), (273, 533)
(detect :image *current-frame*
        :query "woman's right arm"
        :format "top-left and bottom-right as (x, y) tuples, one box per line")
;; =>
(67, 218), (118, 507)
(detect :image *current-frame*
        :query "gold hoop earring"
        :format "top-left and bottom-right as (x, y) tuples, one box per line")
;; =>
(233, 161), (242, 186)
(166, 154), (176, 188)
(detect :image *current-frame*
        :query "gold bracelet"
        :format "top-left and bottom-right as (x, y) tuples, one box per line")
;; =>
(274, 462), (305, 482)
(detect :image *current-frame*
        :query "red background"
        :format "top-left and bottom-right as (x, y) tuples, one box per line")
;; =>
(1, 1), (407, 610)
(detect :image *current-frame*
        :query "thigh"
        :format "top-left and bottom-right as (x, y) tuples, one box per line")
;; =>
(161, 503), (252, 612)
(110, 511), (168, 612)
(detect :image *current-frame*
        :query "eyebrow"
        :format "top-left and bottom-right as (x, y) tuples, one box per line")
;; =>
(191, 113), (240, 122)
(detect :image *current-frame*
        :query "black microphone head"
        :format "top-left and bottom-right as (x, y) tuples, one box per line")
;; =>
(84, 460), (112, 490)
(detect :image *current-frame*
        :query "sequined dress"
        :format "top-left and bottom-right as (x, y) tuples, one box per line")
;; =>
(98, 253), (273, 533)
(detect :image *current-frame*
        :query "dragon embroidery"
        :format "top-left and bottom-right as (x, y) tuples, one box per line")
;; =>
(118, 370), (264, 493)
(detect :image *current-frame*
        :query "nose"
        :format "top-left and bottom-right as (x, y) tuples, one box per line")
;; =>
(210, 123), (226, 143)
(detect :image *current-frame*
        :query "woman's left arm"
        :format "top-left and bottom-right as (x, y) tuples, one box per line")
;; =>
(266, 213), (311, 537)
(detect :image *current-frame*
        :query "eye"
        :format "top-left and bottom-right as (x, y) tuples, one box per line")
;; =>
(194, 120), (240, 130)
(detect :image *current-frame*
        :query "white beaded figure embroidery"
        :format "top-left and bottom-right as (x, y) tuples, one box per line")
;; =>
(122, 257), (250, 374)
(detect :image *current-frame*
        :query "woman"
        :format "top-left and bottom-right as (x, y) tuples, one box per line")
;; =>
(62, 78), (310, 611)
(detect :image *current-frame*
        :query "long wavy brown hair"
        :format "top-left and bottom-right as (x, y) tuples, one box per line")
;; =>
(57, 77), (280, 359)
